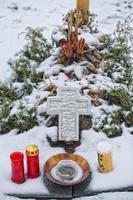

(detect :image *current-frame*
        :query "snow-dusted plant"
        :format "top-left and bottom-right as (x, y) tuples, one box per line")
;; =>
(8, 27), (52, 84)
(94, 109), (123, 138)
(0, 100), (38, 134)
(106, 16), (133, 89)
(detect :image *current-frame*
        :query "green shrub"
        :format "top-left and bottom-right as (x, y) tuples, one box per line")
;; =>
(107, 87), (132, 111)
(106, 16), (133, 88)
(0, 102), (38, 134)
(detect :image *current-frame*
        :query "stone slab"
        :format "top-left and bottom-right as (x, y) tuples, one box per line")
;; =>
(7, 186), (133, 200)
(73, 186), (133, 198)
(6, 175), (133, 199)
(72, 175), (133, 197)
(7, 194), (72, 199)
(7, 176), (73, 199)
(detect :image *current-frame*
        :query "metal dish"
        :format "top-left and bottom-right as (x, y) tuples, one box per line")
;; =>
(44, 153), (90, 186)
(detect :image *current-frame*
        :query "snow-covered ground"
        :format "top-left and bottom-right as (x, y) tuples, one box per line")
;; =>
(0, 0), (133, 81)
(0, 127), (133, 200)
(0, 0), (133, 200)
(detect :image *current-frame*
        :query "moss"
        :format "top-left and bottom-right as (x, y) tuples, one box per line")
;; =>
(108, 87), (132, 111)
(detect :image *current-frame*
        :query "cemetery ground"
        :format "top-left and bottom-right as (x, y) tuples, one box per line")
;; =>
(0, 0), (133, 200)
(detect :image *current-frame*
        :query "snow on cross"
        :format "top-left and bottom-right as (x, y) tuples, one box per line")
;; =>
(47, 87), (91, 142)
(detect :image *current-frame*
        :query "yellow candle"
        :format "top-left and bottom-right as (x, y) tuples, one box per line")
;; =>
(77, 0), (89, 12)
(97, 141), (114, 173)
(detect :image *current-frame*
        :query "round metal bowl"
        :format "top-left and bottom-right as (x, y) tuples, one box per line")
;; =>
(44, 153), (90, 186)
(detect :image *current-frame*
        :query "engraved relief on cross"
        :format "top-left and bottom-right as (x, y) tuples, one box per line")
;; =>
(47, 87), (91, 142)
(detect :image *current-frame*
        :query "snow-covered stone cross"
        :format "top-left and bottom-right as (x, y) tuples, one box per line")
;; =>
(47, 87), (91, 142)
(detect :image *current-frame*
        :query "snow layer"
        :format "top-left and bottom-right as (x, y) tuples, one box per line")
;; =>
(0, 0), (133, 199)
(0, 126), (133, 197)
(0, 0), (133, 81)
(75, 192), (133, 200)
(96, 140), (112, 153)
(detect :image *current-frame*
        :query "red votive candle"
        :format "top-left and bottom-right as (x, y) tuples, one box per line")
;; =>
(26, 144), (40, 179)
(10, 152), (25, 184)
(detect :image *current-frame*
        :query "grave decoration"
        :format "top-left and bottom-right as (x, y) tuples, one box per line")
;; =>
(26, 144), (40, 179)
(56, 160), (78, 181)
(47, 87), (91, 151)
(76, 0), (89, 26)
(10, 152), (25, 184)
(1, 0), (132, 138)
(58, 32), (89, 64)
(3, 0), (133, 198)
(9, 149), (91, 188)
(96, 141), (113, 173)
(44, 153), (90, 186)
(77, 0), (89, 15)
(10, 145), (40, 184)
(64, 0), (90, 34)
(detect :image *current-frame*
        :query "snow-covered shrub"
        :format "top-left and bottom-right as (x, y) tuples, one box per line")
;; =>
(124, 111), (133, 128)
(94, 109), (123, 138)
(0, 83), (19, 131)
(0, 83), (19, 103)
(106, 16), (133, 88)
(0, 101), (38, 134)
(8, 27), (52, 84)
(23, 27), (52, 63)
(0, 18), (132, 137)
(0, 28), (53, 134)
(107, 86), (132, 111)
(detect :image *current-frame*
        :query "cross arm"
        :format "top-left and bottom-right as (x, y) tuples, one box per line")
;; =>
(47, 97), (62, 115)
(76, 98), (91, 115)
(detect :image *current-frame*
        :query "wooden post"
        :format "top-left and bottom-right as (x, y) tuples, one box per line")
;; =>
(75, 10), (79, 33)
(68, 11), (73, 41)
(77, 0), (89, 12)
(76, 0), (89, 26)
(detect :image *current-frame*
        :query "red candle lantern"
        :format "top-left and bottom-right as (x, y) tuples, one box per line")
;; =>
(10, 152), (25, 184)
(26, 144), (40, 179)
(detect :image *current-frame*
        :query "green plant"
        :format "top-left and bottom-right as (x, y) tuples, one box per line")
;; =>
(107, 87), (132, 111)
(0, 83), (18, 103)
(103, 124), (122, 138)
(0, 102), (38, 134)
(94, 109), (124, 138)
(24, 27), (52, 63)
(124, 111), (133, 128)
(8, 27), (52, 83)
(106, 16), (133, 88)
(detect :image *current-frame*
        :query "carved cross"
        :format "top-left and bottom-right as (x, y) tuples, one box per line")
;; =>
(47, 87), (91, 142)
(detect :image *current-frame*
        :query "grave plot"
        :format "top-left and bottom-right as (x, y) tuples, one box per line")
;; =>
(0, 0), (133, 199)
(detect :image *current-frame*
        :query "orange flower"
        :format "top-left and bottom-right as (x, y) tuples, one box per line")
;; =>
(61, 41), (73, 59)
